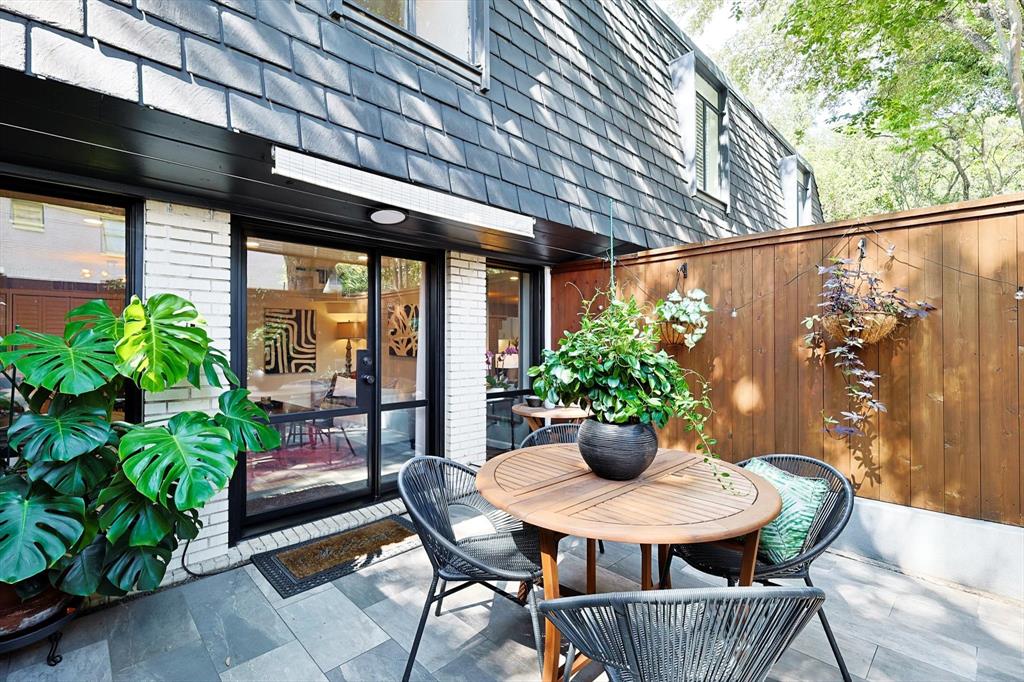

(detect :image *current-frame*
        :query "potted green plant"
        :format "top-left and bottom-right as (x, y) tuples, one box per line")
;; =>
(654, 288), (712, 349)
(0, 294), (279, 637)
(529, 291), (715, 480)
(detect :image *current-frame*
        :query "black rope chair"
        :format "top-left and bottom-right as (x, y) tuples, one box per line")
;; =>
(659, 454), (856, 681)
(540, 586), (825, 681)
(519, 423), (582, 448)
(519, 424), (604, 555)
(397, 456), (544, 680)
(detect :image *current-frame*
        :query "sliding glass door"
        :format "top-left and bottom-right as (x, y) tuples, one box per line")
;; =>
(233, 230), (437, 535)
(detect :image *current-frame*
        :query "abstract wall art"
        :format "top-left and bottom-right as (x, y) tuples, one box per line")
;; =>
(386, 303), (419, 357)
(264, 307), (317, 373)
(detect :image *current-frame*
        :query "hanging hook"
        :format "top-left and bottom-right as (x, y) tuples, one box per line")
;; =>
(857, 237), (867, 261)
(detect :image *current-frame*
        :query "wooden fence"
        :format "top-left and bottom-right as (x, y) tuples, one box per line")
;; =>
(551, 194), (1024, 527)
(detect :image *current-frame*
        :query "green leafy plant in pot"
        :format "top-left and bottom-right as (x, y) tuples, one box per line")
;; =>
(0, 294), (280, 635)
(529, 291), (716, 481)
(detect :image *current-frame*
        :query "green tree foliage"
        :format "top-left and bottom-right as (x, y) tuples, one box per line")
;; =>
(665, 0), (1024, 217)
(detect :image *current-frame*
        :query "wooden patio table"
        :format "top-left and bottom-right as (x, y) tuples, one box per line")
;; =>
(476, 444), (782, 682)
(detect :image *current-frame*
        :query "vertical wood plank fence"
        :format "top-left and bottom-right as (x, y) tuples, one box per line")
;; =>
(551, 194), (1024, 526)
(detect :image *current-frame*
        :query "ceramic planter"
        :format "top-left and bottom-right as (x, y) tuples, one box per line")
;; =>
(577, 419), (658, 480)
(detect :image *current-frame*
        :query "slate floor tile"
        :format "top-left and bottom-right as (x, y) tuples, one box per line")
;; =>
(243, 563), (333, 610)
(867, 645), (972, 681)
(277, 587), (389, 670)
(767, 646), (866, 682)
(430, 631), (541, 681)
(106, 589), (202, 673)
(7, 640), (112, 682)
(112, 639), (219, 682)
(181, 568), (294, 672)
(976, 644), (1024, 682)
(218, 640), (327, 682)
(329, 639), (435, 682)
(790, 615), (878, 679)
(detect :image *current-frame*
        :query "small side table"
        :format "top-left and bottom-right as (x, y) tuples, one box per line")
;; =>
(511, 403), (590, 431)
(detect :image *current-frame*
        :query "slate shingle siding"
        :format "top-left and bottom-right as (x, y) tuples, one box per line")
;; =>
(0, 0), (822, 250)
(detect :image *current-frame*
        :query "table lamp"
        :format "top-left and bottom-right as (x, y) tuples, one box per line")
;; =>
(337, 320), (367, 375)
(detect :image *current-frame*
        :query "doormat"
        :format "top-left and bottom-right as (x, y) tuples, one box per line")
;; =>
(250, 515), (419, 598)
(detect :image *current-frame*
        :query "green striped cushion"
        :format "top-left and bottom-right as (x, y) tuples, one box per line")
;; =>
(746, 458), (830, 564)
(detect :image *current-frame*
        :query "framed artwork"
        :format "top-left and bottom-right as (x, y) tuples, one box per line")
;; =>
(264, 308), (317, 373)
(386, 303), (419, 357)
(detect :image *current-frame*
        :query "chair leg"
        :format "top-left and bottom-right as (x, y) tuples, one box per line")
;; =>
(598, 539), (605, 554)
(434, 579), (446, 616)
(805, 575), (851, 682)
(658, 549), (674, 586)
(525, 581), (544, 676)
(404, 574), (439, 682)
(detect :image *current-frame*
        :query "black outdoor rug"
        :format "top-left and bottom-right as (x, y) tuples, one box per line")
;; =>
(250, 515), (420, 598)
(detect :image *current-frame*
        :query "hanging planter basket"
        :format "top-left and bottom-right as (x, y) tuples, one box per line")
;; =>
(658, 320), (689, 348)
(821, 312), (898, 345)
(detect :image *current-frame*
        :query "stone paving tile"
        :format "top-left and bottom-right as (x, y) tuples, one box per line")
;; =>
(105, 588), (202, 674)
(430, 630), (541, 682)
(767, 646), (866, 682)
(867, 645), (972, 681)
(111, 639), (219, 682)
(7, 640), (112, 682)
(975, 644), (1024, 682)
(326, 638), (434, 682)
(181, 568), (294, 672)
(789, 615), (878, 679)
(242, 563), (334, 610)
(277, 586), (388, 670)
(218, 640), (327, 682)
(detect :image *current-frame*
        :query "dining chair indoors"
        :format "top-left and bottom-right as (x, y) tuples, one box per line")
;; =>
(659, 454), (855, 682)
(539, 586), (825, 681)
(397, 456), (544, 681)
(519, 424), (605, 555)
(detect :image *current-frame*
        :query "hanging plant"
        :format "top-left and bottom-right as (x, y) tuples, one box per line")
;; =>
(803, 255), (934, 437)
(654, 288), (713, 349)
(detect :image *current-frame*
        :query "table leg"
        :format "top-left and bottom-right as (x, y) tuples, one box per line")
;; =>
(738, 529), (761, 586)
(640, 544), (653, 590)
(539, 529), (562, 682)
(526, 416), (543, 431)
(657, 544), (671, 589)
(586, 539), (597, 593)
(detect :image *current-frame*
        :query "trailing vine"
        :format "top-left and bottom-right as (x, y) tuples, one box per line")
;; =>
(803, 253), (934, 437)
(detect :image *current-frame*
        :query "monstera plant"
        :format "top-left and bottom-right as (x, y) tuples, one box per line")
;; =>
(0, 294), (279, 604)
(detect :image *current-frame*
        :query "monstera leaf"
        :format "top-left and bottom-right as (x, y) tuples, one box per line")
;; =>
(64, 299), (123, 341)
(104, 538), (174, 592)
(8, 400), (112, 463)
(214, 389), (281, 452)
(0, 328), (117, 396)
(97, 475), (173, 547)
(28, 448), (114, 496)
(118, 412), (236, 510)
(49, 534), (107, 596)
(115, 294), (210, 393)
(187, 346), (239, 389)
(0, 487), (86, 583)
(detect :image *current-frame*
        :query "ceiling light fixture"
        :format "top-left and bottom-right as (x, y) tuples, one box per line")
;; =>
(509, 275), (519, 281)
(369, 209), (406, 225)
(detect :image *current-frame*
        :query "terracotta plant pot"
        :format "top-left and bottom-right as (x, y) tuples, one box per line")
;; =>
(0, 583), (71, 637)
(821, 312), (898, 345)
(577, 419), (658, 480)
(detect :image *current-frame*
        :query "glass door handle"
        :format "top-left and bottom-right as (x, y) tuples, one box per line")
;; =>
(360, 375), (376, 385)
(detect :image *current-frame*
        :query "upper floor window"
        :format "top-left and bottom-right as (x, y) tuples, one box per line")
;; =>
(695, 73), (724, 199)
(778, 155), (816, 227)
(348, 0), (474, 63)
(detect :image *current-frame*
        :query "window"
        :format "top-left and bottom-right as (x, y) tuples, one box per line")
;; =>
(778, 155), (815, 227)
(485, 264), (538, 457)
(10, 199), (44, 231)
(695, 73), (724, 199)
(1, 189), (131, 454)
(347, 0), (474, 63)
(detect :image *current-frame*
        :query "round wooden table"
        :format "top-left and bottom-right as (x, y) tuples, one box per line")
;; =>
(510, 403), (590, 431)
(476, 444), (782, 682)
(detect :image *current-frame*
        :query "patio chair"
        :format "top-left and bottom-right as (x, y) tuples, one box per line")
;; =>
(659, 454), (855, 682)
(398, 456), (544, 681)
(540, 586), (825, 681)
(519, 423), (581, 448)
(519, 425), (604, 555)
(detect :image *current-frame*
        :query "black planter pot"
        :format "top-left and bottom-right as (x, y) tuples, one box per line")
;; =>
(577, 419), (658, 480)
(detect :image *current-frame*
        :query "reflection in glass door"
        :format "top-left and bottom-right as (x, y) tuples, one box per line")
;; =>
(238, 234), (434, 530)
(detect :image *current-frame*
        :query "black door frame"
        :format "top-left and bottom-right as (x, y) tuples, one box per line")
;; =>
(228, 218), (445, 543)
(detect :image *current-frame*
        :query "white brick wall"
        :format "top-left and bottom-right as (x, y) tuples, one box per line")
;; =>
(444, 252), (487, 465)
(140, 211), (488, 583)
